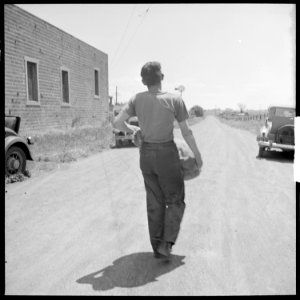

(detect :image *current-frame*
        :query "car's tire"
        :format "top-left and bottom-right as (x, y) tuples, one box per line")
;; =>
(258, 146), (264, 158)
(5, 146), (27, 176)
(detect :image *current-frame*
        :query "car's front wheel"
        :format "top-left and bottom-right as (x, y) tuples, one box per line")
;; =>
(5, 146), (27, 176)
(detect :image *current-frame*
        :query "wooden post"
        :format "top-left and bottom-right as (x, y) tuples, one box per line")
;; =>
(115, 86), (118, 105)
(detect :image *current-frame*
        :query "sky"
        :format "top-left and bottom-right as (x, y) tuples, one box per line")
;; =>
(16, 3), (295, 111)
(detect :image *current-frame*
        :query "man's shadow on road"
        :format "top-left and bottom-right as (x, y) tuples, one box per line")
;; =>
(76, 252), (185, 291)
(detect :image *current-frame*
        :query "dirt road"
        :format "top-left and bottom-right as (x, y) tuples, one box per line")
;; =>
(5, 116), (296, 295)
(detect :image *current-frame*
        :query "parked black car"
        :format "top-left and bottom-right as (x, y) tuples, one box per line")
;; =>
(5, 115), (34, 176)
(256, 106), (295, 157)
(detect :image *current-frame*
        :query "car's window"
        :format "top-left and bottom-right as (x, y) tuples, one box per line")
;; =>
(5, 118), (17, 130)
(274, 108), (295, 117)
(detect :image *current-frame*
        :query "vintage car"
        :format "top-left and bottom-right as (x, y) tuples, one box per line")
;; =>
(5, 115), (34, 176)
(256, 106), (295, 157)
(113, 110), (139, 148)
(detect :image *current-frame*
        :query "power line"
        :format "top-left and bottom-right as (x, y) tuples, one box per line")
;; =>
(110, 4), (137, 67)
(111, 7), (150, 71)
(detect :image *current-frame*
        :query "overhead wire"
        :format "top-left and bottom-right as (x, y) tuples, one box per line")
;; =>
(111, 7), (150, 71)
(110, 4), (137, 67)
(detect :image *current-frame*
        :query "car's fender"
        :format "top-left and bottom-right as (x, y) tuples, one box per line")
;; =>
(277, 123), (294, 132)
(276, 124), (294, 145)
(5, 136), (34, 160)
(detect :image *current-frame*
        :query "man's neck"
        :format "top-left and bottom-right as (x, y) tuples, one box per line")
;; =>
(148, 84), (162, 93)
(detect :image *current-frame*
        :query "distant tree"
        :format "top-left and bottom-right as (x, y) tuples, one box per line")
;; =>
(189, 105), (204, 117)
(237, 103), (246, 113)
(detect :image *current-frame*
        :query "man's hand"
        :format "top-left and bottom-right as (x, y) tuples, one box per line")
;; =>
(125, 123), (140, 133)
(195, 153), (203, 170)
(133, 128), (143, 147)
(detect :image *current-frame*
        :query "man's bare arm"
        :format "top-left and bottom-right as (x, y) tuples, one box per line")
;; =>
(178, 120), (203, 168)
(113, 110), (139, 133)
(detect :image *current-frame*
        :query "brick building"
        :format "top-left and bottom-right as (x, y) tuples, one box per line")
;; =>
(4, 4), (109, 134)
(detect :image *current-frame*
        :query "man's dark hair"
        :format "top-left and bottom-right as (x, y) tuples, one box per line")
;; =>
(140, 61), (163, 86)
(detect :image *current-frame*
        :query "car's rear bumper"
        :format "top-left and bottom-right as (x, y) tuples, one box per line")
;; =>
(258, 140), (295, 151)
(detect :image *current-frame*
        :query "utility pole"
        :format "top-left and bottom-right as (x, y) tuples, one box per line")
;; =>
(115, 86), (118, 105)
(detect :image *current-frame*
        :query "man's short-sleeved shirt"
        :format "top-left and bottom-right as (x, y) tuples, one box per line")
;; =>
(123, 91), (189, 143)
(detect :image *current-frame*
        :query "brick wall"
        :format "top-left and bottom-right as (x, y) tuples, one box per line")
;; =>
(4, 4), (109, 134)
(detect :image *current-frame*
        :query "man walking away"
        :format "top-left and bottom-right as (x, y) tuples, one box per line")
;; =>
(113, 61), (202, 259)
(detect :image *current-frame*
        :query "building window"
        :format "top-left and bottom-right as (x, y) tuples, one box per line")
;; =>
(25, 57), (39, 104)
(61, 69), (70, 104)
(94, 68), (99, 97)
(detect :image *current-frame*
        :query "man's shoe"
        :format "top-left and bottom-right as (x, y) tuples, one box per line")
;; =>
(157, 241), (172, 257)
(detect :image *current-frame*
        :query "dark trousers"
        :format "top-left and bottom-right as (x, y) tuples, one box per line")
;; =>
(139, 140), (185, 252)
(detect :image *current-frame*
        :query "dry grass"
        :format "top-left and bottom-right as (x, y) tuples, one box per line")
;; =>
(29, 121), (114, 163)
(218, 117), (264, 135)
(5, 171), (30, 184)
(5, 121), (114, 182)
